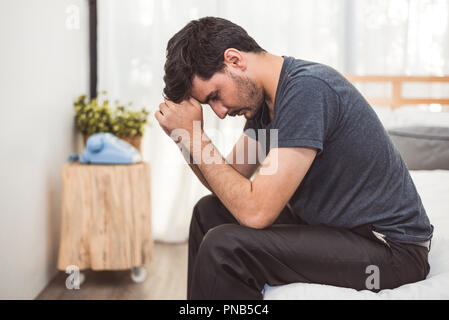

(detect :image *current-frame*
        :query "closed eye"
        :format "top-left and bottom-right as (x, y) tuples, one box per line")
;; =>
(202, 90), (220, 104)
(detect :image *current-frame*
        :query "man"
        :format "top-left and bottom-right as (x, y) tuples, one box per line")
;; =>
(155, 17), (433, 300)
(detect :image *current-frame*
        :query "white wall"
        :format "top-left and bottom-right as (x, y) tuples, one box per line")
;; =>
(0, 0), (89, 299)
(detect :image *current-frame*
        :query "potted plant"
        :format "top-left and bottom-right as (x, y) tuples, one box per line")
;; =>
(74, 93), (112, 145)
(74, 92), (150, 152)
(110, 104), (150, 152)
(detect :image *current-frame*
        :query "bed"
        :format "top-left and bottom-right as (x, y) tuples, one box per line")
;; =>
(263, 75), (449, 300)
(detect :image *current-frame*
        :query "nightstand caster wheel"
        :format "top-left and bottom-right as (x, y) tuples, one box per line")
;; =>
(130, 266), (147, 283)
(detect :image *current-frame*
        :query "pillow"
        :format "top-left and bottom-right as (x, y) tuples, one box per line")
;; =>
(393, 107), (449, 128)
(371, 106), (449, 129)
(388, 126), (449, 170)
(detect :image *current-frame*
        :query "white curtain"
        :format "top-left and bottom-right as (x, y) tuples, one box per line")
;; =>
(98, 0), (449, 242)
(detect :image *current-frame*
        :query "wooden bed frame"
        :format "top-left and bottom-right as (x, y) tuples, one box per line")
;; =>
(344, 75), (449, 109)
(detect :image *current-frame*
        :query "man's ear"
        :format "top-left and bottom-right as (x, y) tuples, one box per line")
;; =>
(223, 48), (247, 71)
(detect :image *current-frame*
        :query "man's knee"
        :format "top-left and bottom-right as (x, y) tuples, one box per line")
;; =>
(197, 224), (246, 262)
(192, 194), (220, 220)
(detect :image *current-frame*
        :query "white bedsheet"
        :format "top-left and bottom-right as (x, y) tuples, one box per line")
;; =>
(263, 170), (449, 300)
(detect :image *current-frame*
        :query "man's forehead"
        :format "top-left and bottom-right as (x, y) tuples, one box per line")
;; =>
(191, 75), (215, 103)
(191, 73), (227, 103)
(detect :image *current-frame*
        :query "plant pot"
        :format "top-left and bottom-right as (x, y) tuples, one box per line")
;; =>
(82, 134), (142, 153)
(118, 135), (142, 153)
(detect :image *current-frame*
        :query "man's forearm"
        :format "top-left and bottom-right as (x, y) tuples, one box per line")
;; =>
(188, 162), (214, 193)
(191, 132), (260, 227)
(177, 137), (215, 193)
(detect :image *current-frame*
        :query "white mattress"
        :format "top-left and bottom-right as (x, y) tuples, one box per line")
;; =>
(263, 169), (449, 299)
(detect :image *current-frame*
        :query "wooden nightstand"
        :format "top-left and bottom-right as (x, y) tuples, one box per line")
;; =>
(57, 162), (153, 283)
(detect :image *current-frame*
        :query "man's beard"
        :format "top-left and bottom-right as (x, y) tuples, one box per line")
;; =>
(227, 72), (265, 120)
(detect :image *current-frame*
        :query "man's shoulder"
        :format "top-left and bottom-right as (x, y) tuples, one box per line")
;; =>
(280, 73), (340, 105)
(284, 58), (345, 89)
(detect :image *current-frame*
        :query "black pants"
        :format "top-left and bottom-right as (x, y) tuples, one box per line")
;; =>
(187, 195), (430, 300)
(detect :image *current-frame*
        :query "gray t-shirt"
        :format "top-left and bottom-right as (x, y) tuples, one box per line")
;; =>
(244, 56), (433, 244)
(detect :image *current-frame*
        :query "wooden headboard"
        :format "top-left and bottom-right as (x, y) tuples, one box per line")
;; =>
(345, 75), (449, 109)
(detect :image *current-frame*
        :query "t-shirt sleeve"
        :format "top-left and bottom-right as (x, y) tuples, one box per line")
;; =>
(274, 76), (339, 156)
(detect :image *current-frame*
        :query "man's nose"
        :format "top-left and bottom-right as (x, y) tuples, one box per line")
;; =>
(209, 102), (229, 119)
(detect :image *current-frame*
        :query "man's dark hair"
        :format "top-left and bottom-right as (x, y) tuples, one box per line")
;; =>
(163, 17), (265, 103)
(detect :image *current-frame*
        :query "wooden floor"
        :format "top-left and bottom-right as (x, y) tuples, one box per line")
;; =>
(36, 241), (188, 300)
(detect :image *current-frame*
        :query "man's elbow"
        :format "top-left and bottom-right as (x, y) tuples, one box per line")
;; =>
(242, 210), (274, 229)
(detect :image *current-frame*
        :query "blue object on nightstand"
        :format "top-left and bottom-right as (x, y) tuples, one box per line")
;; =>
(80, 133), (141, 164)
